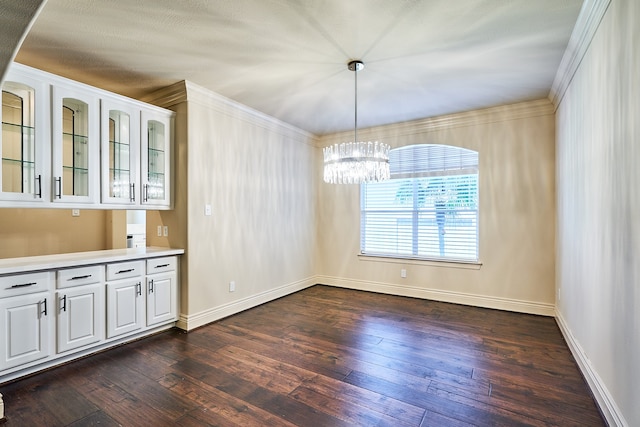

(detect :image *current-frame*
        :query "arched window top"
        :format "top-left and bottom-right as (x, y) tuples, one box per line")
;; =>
(390, 144), (478, 178)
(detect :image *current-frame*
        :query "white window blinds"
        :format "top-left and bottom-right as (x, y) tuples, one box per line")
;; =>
(361, 144), (479, 262)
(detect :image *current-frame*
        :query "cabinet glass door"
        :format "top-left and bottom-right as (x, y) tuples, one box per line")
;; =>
(0, 75), (45, 202)
(141, 110), (171, 207)
(101, 98), (139, 205)
(51, 83), (99, 204)
(146, 120), (165, 201)
(109, 111), (131, 199)
(62, 99), (89, 197)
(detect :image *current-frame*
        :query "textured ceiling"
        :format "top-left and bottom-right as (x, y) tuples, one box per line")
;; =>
(0, 0), (45, 81)
(13, 0), (583, 135)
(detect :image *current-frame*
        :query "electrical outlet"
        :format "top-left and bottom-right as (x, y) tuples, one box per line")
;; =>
(71, 209), (80, 217)
(163, 226), (169, 237)
(229, 281), (236, 292)
(401, 268), (407, 278)
(205, 204), (212, 216)
(157, 225), (162, 237)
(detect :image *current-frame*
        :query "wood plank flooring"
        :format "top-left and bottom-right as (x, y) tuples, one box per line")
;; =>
(0, 285), (604, 426)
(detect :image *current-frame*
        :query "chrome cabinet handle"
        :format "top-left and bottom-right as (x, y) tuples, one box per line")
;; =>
(70, 274), (92, 280)
(154, 264), (169, 268)
(40, 298), (48, 316)
(130, 183), (135, 202)
(136, 282), (142, 296)
(116, 269), (134, 274)
(60, 295), (67, 312)
(149, 279), (154, 294)
(54, 177), (62, 199)
(35, 174), (42, 198)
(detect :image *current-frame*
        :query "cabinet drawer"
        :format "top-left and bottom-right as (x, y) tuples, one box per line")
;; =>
(106, 261), (144, 281)
(57, 265), (104, 289)
(147, 257), (176, 274)
(0, 271), (52, 298)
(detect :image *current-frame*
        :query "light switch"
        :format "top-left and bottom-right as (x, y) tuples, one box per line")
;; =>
(157, 226), (162, 237)
(205, 204), (212, 216)
(163, 226), (169, 237)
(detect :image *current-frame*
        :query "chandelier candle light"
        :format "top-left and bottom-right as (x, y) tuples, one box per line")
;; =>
(323, 60), (390, 184)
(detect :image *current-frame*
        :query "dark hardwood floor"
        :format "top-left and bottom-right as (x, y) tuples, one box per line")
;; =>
(0, 285), (604, 426)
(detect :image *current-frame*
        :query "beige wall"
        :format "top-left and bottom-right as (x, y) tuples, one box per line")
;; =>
(0, 208), (108, 258)
(317, 100), (557, 315)
(556, 0), (639, 424)
(157, 82), (319, 328)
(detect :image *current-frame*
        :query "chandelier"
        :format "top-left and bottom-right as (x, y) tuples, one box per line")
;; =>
(323, 60), (390, 184)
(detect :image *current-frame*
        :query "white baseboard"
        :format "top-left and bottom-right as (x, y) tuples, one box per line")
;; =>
(179, 277), (317, 330)
(555, 311), (627, 427)
(315, 275), (555, 316)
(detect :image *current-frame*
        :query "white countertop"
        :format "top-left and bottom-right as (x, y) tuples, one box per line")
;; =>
(0, 247), (185, 275)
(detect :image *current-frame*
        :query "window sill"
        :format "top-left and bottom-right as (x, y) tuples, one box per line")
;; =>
(357, 254), (483, 270)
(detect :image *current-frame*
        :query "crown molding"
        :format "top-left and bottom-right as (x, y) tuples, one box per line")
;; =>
(144, 79), (317, 144)
(140, 80), (188, 108)
(549, 0), (611, 109)
(318, 98), (555, 146)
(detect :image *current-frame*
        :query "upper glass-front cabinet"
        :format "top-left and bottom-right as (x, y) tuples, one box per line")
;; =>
(141, 110), (171, 207)
(101, 97), (140, 205)
(51, 83), (100, 204)
(0, 68), (48, 203)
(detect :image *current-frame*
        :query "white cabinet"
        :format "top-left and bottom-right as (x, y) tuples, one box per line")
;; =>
(0, 65), (50, 204)
(106, 260), (144, 339)
(100, 96), (140, 205)
(146, 257), (177, 326)
(51, 81), (101, 205)
(0, 272), (53, 371)
(0, 62), (174, 210)
(56, 266), (105, 353)
(0, 249), (182, 383)
(140, 109), (172, 207)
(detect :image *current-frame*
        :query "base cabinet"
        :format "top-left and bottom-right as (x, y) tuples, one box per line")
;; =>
(0, 292), (52, 372)
(106, 279), (144, 338)
(56, 283), (104, 353)
(146, 256), (177, 327)
(0, 250), (181, 384)
(106, 261), (145, 339)
(146, 274), (176, 326)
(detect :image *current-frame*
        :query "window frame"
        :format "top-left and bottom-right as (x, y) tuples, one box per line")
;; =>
(359, 144), (480, 264)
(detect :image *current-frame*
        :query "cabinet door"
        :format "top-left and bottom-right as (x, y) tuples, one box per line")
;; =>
(106, 278), (144, 339)
(56, 284), (104, 353)
(0, 292), (51, 371)
(0, 65), (50, 203)
(140, 109), (171, 207)
(146, 272), (177, 327)
(51, 82), (100, 204)
(100, 97), (140, 205)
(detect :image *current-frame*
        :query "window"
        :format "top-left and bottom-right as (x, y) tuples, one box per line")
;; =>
(361, 144), (479, 262)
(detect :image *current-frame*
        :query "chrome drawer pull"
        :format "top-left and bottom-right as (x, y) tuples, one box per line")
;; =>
(9, 282), (37, 289)
(69, 274), (92, 280)
(116, 269), (135, 274)
(154, 264), (170, 268)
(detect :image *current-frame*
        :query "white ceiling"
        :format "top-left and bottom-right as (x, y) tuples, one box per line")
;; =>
(11, 0), (583, 135)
